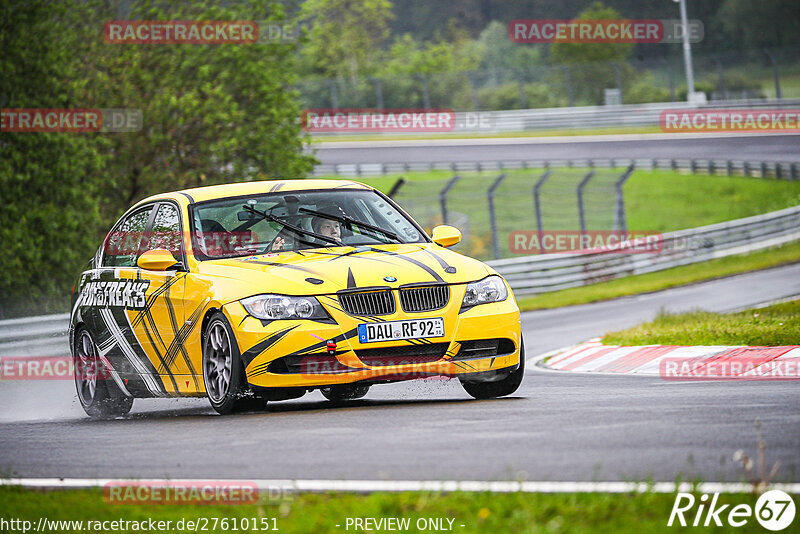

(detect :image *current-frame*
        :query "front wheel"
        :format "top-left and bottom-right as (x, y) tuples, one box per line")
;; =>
(202, 313), (266, 415)
(74, 327), (133, 418)
(460, 339), (525, 400)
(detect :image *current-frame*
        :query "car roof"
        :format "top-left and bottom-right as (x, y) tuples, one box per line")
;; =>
(135, 179), (374, 206)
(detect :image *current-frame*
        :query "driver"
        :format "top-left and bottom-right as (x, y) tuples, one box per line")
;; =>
(272, 209), (343, 251)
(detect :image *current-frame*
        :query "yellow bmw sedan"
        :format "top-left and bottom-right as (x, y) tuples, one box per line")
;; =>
(69, 180), (523, 417)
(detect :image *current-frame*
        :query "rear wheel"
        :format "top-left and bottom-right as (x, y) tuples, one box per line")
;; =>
(202, 313), (266, 414)
(320, 384), (370, 401)
(74, 327), (133, 419)
(460, 339), (525, 400)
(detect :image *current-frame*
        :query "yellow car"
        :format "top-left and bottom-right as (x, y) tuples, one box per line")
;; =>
(69, 180), (523, 417)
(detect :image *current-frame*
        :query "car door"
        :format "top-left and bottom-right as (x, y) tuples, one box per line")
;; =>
(93, 204), (168, 398)
(135, 201), (198, 396)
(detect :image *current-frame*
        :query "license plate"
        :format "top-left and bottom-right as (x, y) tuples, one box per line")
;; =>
(358, 318), (445, 344)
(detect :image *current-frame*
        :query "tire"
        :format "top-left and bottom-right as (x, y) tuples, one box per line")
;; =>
(73, 327), (133, 419)
(202, 312), (267, 415)
(320, 384), (370, 401)
(460, 338), (525, 400)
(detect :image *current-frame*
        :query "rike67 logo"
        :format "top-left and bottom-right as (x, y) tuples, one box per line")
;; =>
(668, 490), (795, 530)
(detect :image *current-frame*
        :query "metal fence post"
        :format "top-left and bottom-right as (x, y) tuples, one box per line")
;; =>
(561, 66), (575, 107)
(388, 177), (406, 198)
(416, 74), (431, 109)
(487, 173), (508, 260)
(516, 70), (528, 109)
(576, 171), (596, 235)
(328, 80), (339, 109)
(468, 72), (480, 111)
(715, 57), (727, 100)
(439, 175), (461, 225)
(370, 77), (384, 109)
(763, 49), (782, 100)
(662, 58), (676, 102)
(613, 164), (635, 233)
(533, 170), (552, 254)
(612, 62), (623, 103)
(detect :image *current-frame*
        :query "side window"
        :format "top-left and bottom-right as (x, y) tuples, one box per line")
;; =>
(103, 207), (153, 267)
(146, 203), (183, 257)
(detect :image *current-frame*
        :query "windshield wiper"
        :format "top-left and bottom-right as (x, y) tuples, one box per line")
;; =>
(242, 205), (344, 247)
(299, 207), (399, 243)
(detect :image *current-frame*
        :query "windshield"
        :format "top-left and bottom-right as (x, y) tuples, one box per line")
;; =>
(190, 188), (427, 260)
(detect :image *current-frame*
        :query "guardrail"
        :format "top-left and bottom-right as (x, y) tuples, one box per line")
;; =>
(310, 98), (800, 137)
(0, 313), (70, 357)
(1, 205), (798, 344)
(488, 205), (800, 295)
(312, 158), (800, 179)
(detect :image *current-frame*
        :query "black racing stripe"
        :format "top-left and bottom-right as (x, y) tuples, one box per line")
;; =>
(290, 327), (360, 356)
(421, 249), (456, 273)
(164, 302), (204, 389)
(132, 275), (182, 329)
(238, 259), (318, 274)
(346, 268), (356, 289)
(163, 280), (188, 371)
(178, 192), (195, 203)
(110, 307), (161, 377)
(241, 324), (299, 367)
(325, 249), (396, 265)
(248, 348), (352, 376)
(140, 312), (179, 393)
(364, 248), (444, 282)
(269, 182), (285, 192)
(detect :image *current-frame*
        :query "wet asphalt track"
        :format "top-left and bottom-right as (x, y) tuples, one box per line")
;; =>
(1, 263), (798, 482)
(313, 133), (800, 165)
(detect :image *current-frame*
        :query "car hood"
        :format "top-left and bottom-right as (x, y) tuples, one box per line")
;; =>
(195, 243), (493, 302)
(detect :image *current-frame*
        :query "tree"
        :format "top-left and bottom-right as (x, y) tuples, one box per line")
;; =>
(0, 0), (106, 317)
(548, 2), (635, 105)
(77, 0), (317, 222)
(298, 0), (394, 82)
(1, 0), (317, 316)
(715, 0), (800, 50)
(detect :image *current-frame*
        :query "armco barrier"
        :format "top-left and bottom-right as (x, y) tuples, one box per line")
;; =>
(311, 158), (800, 180)
(310, 98), (800, 138)
(1, 205), (798, 342)
(488, 205), (800, 295)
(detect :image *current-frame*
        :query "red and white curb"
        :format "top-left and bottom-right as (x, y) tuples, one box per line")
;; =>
(538, 338), (800, 379)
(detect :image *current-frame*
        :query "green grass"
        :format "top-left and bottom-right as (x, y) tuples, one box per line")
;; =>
(515, 239), (800, 311)
(0, 485), (776, 533)
(352, 168), (800, 235)
(602, 299), (800, 347)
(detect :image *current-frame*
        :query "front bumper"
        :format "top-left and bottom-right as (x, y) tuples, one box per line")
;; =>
(224, 285), (521, 389)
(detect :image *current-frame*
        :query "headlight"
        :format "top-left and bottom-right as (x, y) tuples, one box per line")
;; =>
(241, 294), (329, 320)
(462, 275), (508, 308)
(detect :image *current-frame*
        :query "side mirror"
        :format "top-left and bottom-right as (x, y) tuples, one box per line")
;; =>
(137, 249), (180, 271)
(431, 225), (461, 248)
